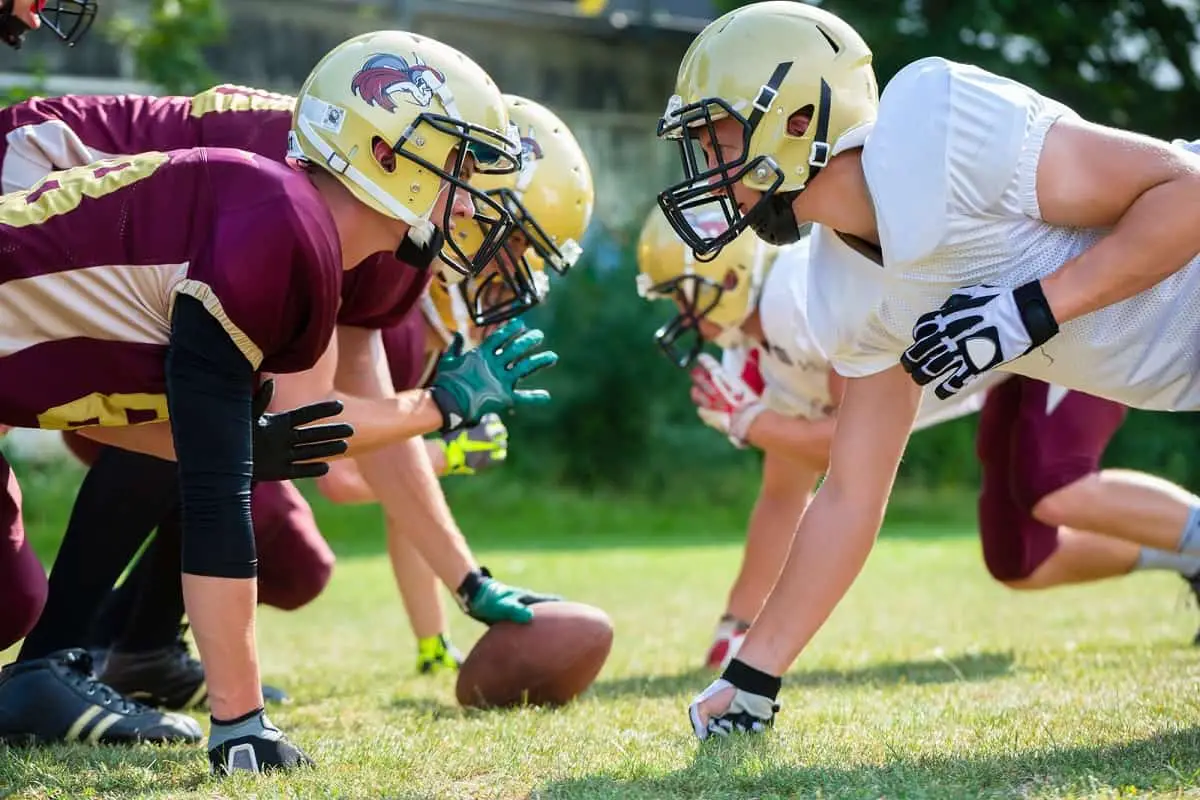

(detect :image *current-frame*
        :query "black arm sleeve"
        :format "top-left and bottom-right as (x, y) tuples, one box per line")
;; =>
(165, 294), (257, 579)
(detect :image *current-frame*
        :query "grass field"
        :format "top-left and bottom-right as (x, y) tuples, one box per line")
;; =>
(2, 464), (1200, 798)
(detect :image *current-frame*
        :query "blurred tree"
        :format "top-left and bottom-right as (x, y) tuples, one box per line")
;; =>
(0, 57), (49, 107)
(106, 0), (227, 95)
(714, 0), (1200, 136)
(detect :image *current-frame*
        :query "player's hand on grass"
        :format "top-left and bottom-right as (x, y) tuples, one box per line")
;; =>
(430, 319), (557, 433)
(690, 353), (767, 449)
(438, 413), (508, 476)
(456, 566), (562, 625)
(207, 709), (314, 776)
(688, 659), (780, 741)
(251, 378), (354, 482)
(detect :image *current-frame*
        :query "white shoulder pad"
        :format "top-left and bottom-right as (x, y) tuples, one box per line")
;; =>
(864, 57), (1075, 265)
(805, 225), (896, 378)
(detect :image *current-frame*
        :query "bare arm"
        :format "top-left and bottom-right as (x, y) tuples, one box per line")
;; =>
(332, 325), (476, 589)
(733, 365), (922, 676)
(745, 412), (836, 473)
(76, 421), (176, 461)
(725, 449), (821, 623)
(743, 368), (843, 471)
(1036, 117), (1200, 323)
(267, 330), (444, 458)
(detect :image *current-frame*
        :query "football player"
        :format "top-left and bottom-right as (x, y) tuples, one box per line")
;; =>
(654, 1), (1200, 741)
(318, 93), (595, 673)
(0, 80), (563, 730)
(639, 207), (1200, 674)
(0, 0), (96, 49)
(0, 31), (558, 775)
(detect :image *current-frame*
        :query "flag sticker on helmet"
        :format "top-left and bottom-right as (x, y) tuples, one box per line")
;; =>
(351, 54), (449, 112)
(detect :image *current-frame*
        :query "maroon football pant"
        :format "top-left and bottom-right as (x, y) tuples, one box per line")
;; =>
(62, 431), (334, 609)
(0, 435), (334, 651)
(976, 376), (1128, 582)
(0, 453), (47, 651)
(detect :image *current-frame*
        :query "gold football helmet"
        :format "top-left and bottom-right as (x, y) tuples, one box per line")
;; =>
(420, 280), (475, 351)
(636, 206), (774, 368)
(289, 30), (522, 277)
(657, 2), (876, 256)
(444, 94), (595, 326)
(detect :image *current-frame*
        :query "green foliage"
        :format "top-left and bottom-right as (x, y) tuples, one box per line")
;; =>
(502, 231), (764, 502)
(0, 57), (49, 107)
(714, 0), (1200, 137)
(105, 0), (227, 95)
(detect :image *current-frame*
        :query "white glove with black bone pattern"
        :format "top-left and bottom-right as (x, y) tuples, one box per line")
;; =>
(900, 281), (1059, 400)
(689, 353), (767, 449)
(688, 658), (781, 741)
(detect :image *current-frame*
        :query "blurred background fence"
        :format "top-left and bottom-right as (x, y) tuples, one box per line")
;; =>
(3, 0), (1198, 505)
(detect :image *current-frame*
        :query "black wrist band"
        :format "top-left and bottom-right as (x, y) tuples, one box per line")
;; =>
(722, 658), (782, 700)
(211, 706), (264, 726)
(456, 566), (492, 601)
(1014, 281), (1060, 349)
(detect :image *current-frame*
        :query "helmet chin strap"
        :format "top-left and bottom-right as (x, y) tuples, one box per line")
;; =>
(745, 190), (804, 246)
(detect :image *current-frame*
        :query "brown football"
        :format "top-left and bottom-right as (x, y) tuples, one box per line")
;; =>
(455, 601), (614, 709)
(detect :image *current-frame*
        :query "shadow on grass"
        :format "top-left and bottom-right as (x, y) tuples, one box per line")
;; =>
(533, 726), (1200, 799)
(590, 650), (1015, 700)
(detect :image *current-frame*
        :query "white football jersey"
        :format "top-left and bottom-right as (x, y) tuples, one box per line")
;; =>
(807, 56), (1200, 412)
(752, 235), (997, 430)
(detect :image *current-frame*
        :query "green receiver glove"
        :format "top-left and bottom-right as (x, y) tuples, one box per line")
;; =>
(429, 319), (557, 433)
(456, 567), (563, 625)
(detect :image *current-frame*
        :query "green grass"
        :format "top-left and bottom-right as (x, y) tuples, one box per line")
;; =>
(2, 465), (1200, 798)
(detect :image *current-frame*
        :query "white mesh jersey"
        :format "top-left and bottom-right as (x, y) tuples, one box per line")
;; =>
(807, 56), (1200, 412)
(750, 235), (998, 430)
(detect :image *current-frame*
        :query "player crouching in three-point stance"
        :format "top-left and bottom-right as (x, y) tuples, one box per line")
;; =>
(0, 31), (558, 775)
(0, 85), (573, 714)
(655, 1), (1200, 740)
(318, 92), (595, 671)
(639, 208), (1200, 677)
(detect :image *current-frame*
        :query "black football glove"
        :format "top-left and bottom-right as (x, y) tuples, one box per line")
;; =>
(208, 709), (314, 776)
(251, 379), (354, 481)
(900, 281), (1059, 400)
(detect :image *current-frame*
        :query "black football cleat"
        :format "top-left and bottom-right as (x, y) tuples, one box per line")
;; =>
(99, 640), (208, 711)
(100, 628), (290, 710)
(1185, 571), (1200, 645)
(0, 649), (202, 745)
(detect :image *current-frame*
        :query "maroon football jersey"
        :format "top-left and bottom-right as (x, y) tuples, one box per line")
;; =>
(0, 147), (342, 429)
(381, 310), (435, 392)
(0, 85), (428, 337)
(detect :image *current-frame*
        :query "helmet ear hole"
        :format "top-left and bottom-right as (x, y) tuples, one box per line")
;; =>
(787, 106), (814, 137)
(722, 269), (739, 291)
(372, 137), (397, 173)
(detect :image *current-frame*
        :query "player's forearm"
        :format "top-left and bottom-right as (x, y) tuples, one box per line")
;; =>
(746, 411), (835, 472)
(315, 458), (377, 504)
(726, 474), (816, 622)
(76, 421), (177, 461)
(734, 479), (883, 675)
(330, 389), (443, 456)
(1042, 175), (1200, 324)
(356, 436), (477, 589)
